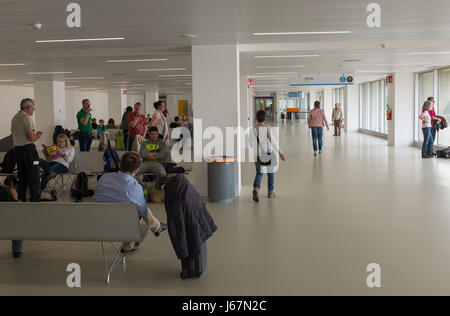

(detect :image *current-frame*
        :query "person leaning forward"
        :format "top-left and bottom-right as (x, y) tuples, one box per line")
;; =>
(94, 152), (168, 253)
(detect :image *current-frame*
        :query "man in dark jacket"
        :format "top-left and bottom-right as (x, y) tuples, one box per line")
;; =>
(164, 174), (217, 278)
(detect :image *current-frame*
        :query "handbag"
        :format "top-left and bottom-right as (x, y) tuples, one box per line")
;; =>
(255, 127), (272, 166)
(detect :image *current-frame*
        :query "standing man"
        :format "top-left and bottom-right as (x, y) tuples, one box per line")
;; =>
(11, 98), (42, 203)
(127, 102), (148, 150)
(77, 99), (93, 152)
(332, 103), (343, 136)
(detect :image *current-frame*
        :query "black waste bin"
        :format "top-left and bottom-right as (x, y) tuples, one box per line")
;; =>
(207, 156), (236, 203)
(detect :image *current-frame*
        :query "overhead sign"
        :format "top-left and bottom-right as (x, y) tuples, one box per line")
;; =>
(289, 74), (354, 86)
(288, 92), (298, 98)
(248, 78), (254, 88)
(386, 75), (393, 84)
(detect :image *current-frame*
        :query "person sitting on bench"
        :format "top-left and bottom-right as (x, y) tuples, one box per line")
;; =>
(138, 126), (169, 189)
(0, 185), (22, 258)
(94, 152), (167, 253)
(39, 134), (75, 192)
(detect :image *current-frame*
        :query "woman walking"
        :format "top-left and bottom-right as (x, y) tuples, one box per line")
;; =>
(419, 101), (435, 158)
(307, 101), (329, 156)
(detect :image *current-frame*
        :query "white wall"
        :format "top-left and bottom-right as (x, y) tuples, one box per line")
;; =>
(65, 90), (109, 130)
(0, 84), (34, 138)
(127, 94), (145, 112)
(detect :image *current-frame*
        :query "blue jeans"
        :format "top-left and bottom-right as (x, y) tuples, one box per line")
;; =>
(39, 159), (68, 190)
(422, 128), (434, 157)
(253, 163), (274, 192)
(311, 126), (324, 151)
(78, 132), (93, 152)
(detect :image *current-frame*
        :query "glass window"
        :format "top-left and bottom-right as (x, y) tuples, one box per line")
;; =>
(417, 72), (434, 141)
(438, 68), (450, 146)
(360, 79), (388, 134)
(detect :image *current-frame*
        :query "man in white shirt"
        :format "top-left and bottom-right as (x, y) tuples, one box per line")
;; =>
(332, 103), (343, 136)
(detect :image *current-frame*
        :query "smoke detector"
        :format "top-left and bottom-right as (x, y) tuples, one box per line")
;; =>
(32, 23), (42, 30)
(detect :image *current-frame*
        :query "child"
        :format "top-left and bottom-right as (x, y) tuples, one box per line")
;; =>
(251, 110), (286, 202)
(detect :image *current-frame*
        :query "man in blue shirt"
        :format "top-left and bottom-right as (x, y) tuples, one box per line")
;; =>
(94, 152), (167, 253)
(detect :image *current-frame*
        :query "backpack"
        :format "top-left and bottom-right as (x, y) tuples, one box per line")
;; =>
(436, 146), (450, 158)
(40, 187), (57, 201)
(53, 125), (65, 144)
(70, 172), (94, 202)
(0, 149), (17, 173)
(103, 148), (120, 172)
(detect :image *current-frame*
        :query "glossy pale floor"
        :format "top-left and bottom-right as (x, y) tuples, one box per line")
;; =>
(1, 121), (450, 296)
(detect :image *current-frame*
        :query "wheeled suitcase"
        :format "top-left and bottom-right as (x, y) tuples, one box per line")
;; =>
(180, 242), (207, 279)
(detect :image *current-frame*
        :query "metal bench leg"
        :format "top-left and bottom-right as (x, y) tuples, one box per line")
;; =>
(100, 241), (127, 284)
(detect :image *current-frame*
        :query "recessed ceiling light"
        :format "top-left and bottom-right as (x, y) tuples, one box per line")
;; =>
(66, 86), (80, 88)
(158, 75), (192, 77)
(355, 71), (391, 73)
(254, 72), (297, 75)
(179, 34), (197, 39)
(409, 52), (450, 55)
(185, 83), (192, 85)
(255, 55), (319, 59)
(256, 66), (306, 69)
(65, 77), (104, 80)
(138, 68), (187, 72)
(36, 37), (125, 43)
(28, 72), (72, 75)
(248, 75), (290, 79)
(0, 80), (14, 82)
(0, 63), (26, 67)
(254, 31), (350, 36)
(106, 59), (168, 63)
(100, 81), (131, 84)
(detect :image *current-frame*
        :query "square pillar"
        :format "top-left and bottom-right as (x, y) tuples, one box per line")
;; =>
(108, 88), (127, 125)
(388, 73), (415, 146)
(34, 81), (66, 145)
(145, 89), (159, 115)
(191, 44), (241, 197)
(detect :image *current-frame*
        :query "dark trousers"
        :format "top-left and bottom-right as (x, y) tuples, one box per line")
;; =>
(128, 137), (134, 151)
(123, 129), (129, 151)
(39, 159), (68, 190)
(431, 127), (437, 144)
(78, 132), (93, 152)
(15, 144), (40, 202)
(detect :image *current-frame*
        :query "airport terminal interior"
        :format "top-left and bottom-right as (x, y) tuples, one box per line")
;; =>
(1, 0), (450, 296)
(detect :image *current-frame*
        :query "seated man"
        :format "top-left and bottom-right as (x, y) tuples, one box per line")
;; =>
(170, 117), (182, 129)
(138, 126), (169, 189)
(94, 152), (167, 253)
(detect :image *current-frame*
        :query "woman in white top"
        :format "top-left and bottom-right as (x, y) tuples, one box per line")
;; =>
(150, 101), (169, 144)
(39, 134), (75, 191)
(419, 101), (434, 158)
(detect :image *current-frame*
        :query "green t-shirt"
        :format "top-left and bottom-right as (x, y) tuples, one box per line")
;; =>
(77, 109), (92, 133)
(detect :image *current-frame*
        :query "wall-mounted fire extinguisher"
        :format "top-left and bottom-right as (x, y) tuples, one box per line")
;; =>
(386, 105), (392, 121)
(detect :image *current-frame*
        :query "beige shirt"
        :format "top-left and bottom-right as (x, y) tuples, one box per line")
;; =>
(332, 108), (343, 121)
(11, 111), (34, 147)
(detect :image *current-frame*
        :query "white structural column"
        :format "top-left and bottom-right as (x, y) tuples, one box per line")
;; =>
(323, 88), (333, 123)
(34, 81), (66, 144)
(239, 75), (251, 131)
(145, 89), (159, 115)
(387, 73), (415, 146)
(108, 88), (127, 125)
(191, 44), (241, 197)
(344, 84), (360, 132)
